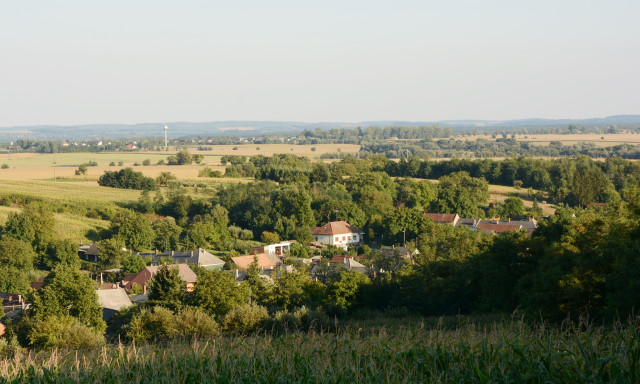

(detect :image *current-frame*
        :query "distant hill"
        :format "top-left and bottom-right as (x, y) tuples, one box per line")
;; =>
(1, 115), (639, 141)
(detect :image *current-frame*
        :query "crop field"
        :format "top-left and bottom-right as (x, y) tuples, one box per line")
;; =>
(2, 316), (639, 383)
(0, 144), (359, 181)
(188, 143), (360, 158)
(453, 132), (640, 147)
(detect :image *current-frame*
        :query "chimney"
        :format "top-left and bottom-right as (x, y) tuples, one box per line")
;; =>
(143, 284), (147, 294)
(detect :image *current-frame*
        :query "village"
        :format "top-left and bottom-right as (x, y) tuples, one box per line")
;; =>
(1, 213), (538, 326)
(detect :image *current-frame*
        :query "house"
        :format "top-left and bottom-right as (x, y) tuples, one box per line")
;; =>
(231, 253), (282, 270)
(310, 255), (369, 279)
(78, 243), (100, 263)
(380, 246), (419, 260)
(123, 264), (197, 293)
(310, 221), (365, 250)
(250, 241), (294, 257)
(455, 218), (480, 229)
(135, 248), (225, 270)
(475, 223), (524, 234)
(96, 288), (133, 321)
(424, 213), (460, 226)
(475, 218), (537, 236)
(1, 292), (25, 314)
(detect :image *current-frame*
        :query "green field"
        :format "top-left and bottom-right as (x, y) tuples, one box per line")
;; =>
(2, 316), (638, 383)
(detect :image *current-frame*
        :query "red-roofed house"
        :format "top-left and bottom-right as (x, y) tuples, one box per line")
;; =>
(424, 213), (460, 226)
(123, 264), (197, 293)
(475, 223), (523, 234)
(310, 221), (365, 249)
(231, 254), (282, 270)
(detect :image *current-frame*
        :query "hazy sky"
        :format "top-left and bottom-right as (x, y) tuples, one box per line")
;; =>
(1, 0), (638, 126)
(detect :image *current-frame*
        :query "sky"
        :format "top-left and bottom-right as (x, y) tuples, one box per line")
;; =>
(1, 0), (639, 126)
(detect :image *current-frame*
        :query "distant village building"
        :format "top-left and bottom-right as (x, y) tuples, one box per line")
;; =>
(424, 213), (460, 226)
(135, 248), (225, 270)
(250, 241), (294, 257)
(310, 221), (365, 250)
(123, 264), (197, 293)
(231, 254), (282, 271)
(96, 288), (133, 321)
(78, 243), (100, 263)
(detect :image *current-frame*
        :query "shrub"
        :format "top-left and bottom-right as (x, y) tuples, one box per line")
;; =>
(127, 307), (177, 342)
(118, 161), (123, 166)
(198, 167), (223, 178)
(264, 306), (333, 333)
(142, 159), (151, 166)
(28, 315), (105, 349)
(221, 303), (269, 333)
(1, 164), (9, 169)
(109, 161), (116, 166)
(176, 307), (220, 338)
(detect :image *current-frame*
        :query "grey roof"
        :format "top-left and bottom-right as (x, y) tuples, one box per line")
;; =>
(96, 288), (133, 321)
(137, 248), (225, 267)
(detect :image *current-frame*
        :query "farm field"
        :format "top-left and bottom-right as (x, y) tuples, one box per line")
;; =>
(2, 316), (638, 383)
(187, 143), (360, 158)
(452, 132), (640, 146)
(0, 144), (359, 180)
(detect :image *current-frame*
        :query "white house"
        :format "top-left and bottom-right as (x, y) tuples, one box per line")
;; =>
(310, 221), (364, 250)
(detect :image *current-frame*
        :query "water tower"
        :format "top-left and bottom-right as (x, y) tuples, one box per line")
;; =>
(164, 125), (168, 148)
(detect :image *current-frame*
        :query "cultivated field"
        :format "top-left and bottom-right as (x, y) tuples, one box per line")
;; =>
(0, 144), (359, 181)
(453, 132), (640, 147)
(2, 316), (639, 383)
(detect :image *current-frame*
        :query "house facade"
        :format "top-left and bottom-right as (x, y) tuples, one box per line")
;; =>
(310, 221), (364, 250)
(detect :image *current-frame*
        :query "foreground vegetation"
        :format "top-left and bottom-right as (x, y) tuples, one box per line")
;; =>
(2, 316), (639, 383)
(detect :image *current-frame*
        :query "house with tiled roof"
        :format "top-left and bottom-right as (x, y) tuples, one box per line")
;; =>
(135, 248), (225, 270)
(310, 221), (364, 250)
(123, 264), (197, 293)
(424, 213), (460, 226)
(231, 253), (282, 270)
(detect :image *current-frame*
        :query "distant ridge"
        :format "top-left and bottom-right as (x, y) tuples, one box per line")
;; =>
(1, 115), (639, 141)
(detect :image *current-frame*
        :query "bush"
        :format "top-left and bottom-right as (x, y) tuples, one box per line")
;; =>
(98, 168), (157, 190)
(126, 306), (219, 341)
(221, 303), (269, 333)
(28, 315), (105, 349)
(109, 161), (116, 166)
(1, 164), (9, 169)
(127, 307), (177, 342)
(264, 306), (333, 333)
(176, 307), (220, 338)
(198, 167), (223, 178)
(142, 159), (151, 166)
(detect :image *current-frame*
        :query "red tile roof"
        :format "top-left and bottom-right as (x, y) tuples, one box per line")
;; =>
(476, 223), (522, 233)
(310, 221), (363, 235)
(231, 254), (282, 270)
(424, 213), (458, 223)
(123, 264), (197, 291)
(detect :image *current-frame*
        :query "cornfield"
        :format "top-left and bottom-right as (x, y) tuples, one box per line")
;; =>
(2, 316), (639, 383)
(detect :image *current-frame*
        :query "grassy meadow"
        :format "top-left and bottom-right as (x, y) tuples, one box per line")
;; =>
(2, 316), (639, 383)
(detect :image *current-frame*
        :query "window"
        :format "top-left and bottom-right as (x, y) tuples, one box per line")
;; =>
(353, 235), (358, 241)
(335, 237), (339, 242)
(342, 236), (346, 241)
(315, 236), (318, 241)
